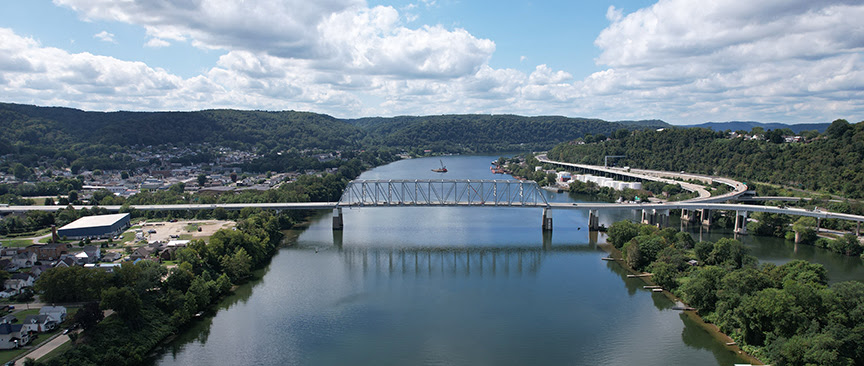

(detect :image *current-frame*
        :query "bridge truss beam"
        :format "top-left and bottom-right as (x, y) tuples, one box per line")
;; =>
(338, 180), (550, 207)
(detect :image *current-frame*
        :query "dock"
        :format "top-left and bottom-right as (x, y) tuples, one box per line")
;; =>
(601, 257), (617, 261)
(651, 288), (663, 292)
(626, 273), (652, 278)
(643, 285), (661, 289)
(672, 306), (697, 311)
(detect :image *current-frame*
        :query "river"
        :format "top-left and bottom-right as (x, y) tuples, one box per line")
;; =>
(150, 155), (862, 366)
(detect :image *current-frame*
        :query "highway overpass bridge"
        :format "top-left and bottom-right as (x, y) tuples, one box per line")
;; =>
(535, 154), (750, 204)
(2, 179), (862, 236)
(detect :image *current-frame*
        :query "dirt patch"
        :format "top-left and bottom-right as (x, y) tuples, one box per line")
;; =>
(128, 220), (235, 243)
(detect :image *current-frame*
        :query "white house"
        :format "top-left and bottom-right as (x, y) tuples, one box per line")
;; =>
(11, 252), (36, 268)
(40, 306), (67, 323)
(21, 314), (56, 333)
(0, 323), (30, 349)
(4, 273), (35, 293)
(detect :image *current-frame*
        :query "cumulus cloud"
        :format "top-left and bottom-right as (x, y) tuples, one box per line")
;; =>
(586, 0), (864, 122)
(93, 30), (116, 43)
(4, 0), (863, 124)
(54, 0), (494, 79)
(144, 38), (170, 48)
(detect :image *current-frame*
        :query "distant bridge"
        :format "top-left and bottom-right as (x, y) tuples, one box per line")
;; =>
(1, 180), (862, 237)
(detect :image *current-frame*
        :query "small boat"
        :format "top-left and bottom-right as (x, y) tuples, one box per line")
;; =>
(432, 159), (447, 173)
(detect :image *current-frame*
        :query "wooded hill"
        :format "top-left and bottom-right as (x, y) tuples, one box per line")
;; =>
(0, 103), (658, 158)
(547, 119), (864, 198)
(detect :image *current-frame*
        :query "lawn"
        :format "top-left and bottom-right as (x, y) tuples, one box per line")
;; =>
(185, 223), (201, 232)
(0, 307), (78, 364)
(0, 238), (35, 247)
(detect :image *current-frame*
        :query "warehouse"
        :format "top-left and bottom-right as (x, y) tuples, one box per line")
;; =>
(57, 213), (131, 240)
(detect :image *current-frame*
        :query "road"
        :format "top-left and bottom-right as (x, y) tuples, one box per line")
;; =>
(14, 331), (76, 365)
(534, 154), (749, 203)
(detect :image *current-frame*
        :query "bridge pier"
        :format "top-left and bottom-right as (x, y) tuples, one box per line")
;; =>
(641, 209), (669, 228)
(734, 210), (748, 234)
(542, 207), (553, 231)
(641, 209), (654, 226)
(857, 221), (861, 237)
(816, 218), (821, 233)
(588, 209), (600, 231)
(681, 209), (696, 223)
(657, 209), (669, 228)
(700, 209), (713, 226)
(332, 207), (343, 231)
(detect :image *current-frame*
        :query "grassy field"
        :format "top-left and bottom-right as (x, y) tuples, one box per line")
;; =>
(0, 238), (36, 247)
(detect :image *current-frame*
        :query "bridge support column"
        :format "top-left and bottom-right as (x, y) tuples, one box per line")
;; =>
(657, 209), (670, 228)
(734, 210), (748, 234)
(332, 207), (343, 231)
(700, 209), (713, 226)
(816, 218), (821, 233)
(641, 209), (652, 225)
(588, 209), (600, 231)
(542, 207), (553, 231)
(681, 209), (694, 223)
(857, 221), (860, 237)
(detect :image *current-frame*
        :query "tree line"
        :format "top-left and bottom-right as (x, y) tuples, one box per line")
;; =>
(31, 210), (288, 365)
(607, 221), (864, 366)
(547, 119), (864, 198)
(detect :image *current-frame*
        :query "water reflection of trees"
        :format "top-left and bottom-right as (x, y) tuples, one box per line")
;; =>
(679, 313), (744, 365)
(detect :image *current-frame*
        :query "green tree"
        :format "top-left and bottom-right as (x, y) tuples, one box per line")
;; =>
(678, 266), (725, 312)
(101, 286), (143, 321)
(220, 247), (252, 282)
(607, 220), (640, 249)
(73, 301), (105, 330)
(197, 173), (208, 186)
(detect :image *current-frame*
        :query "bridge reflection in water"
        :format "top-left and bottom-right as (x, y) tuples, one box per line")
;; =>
(331, 230), (603, 277)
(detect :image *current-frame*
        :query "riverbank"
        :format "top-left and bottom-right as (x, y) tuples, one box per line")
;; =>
(596, 241), (765, 365)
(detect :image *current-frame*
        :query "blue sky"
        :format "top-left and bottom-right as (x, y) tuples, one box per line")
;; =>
(1, 0), (862, 124)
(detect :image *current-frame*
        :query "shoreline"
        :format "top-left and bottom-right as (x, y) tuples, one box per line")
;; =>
(597, 241), (765, 366)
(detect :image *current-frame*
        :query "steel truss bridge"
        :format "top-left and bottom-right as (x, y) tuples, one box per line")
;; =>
(2, 179), (863, 235)
(337, 179), (549, 207)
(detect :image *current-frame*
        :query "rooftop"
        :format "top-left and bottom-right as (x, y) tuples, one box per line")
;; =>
(58, 213), (130, 230)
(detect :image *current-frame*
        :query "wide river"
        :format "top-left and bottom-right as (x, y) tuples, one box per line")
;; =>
(151, 155), (863, 366)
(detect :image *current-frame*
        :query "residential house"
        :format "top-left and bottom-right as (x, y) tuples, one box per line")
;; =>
(4, 273), (35, 293)
(0, 259), (16, 273)
(40, 306), (67, 323)
(0, 323), (30, 349)
(21, 314), (56, 333)
(158, 248), (175, 261)
(25, 243), (71, 261)
(11, 252), (37, 268)
(54, 256), (77, 268)
(0, 315), (16, 324)
(83, 245), (101, 263)
(30, 264), (54, 277)
(129, 246), (157, 261)
(101, 252), (122, 262)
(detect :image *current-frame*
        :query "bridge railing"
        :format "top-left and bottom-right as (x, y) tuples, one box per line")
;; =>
(338, 179), (550, 207)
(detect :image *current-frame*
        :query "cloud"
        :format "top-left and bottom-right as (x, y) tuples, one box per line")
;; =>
(93, 30), (116, 43)
(145, 38), (170, 48)
(585, 0), (864, 122)
(3, 1), (863, 124)
(54, 0), (493, 79)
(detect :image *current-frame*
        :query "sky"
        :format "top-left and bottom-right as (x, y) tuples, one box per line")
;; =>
(0, 0), (862, 125)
